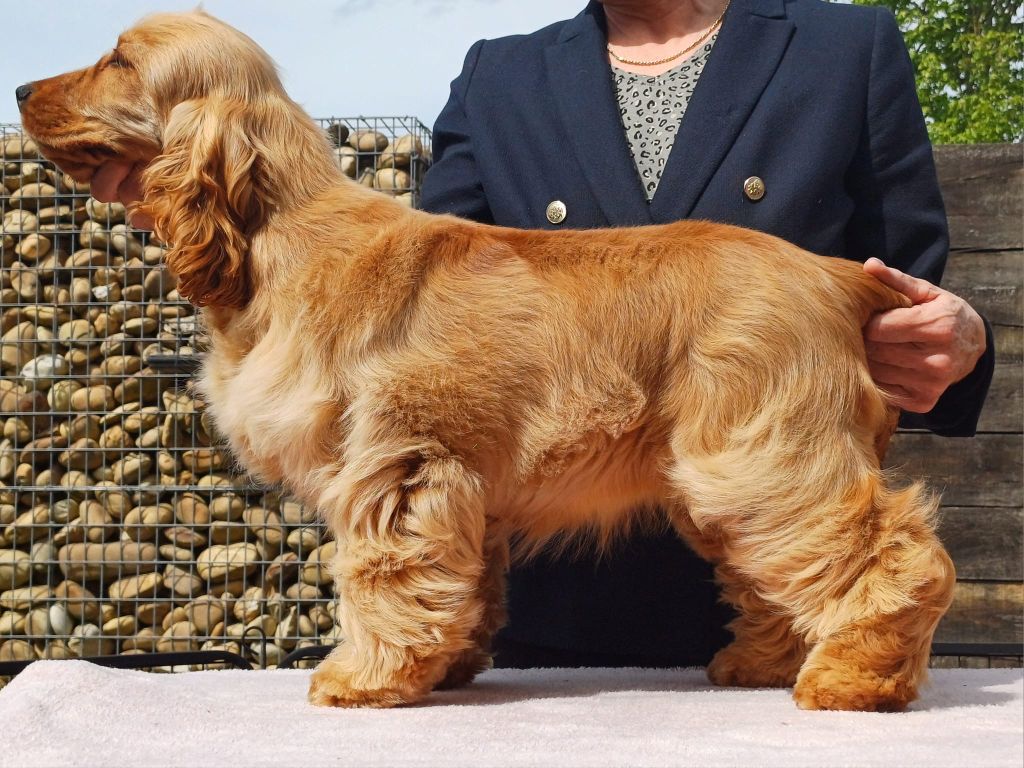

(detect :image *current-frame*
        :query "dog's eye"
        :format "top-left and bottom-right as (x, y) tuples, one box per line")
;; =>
(107, 49), (132, 69)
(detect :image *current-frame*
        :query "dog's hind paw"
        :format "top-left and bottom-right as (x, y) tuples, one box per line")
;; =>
(793, 663), (915, 712)
(706, 643), (801, 689)
(434, 648), (492, 691)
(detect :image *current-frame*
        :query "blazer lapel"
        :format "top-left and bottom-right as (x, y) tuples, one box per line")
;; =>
(649, 0), (795, 223)
(545, 3), (653, 227)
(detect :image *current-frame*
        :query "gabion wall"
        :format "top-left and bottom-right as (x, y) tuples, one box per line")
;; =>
(0, 117), (432, 677)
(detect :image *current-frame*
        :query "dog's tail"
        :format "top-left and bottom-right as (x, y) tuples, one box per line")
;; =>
(812, 258), (911, 459)
(821, 257), (913, 326)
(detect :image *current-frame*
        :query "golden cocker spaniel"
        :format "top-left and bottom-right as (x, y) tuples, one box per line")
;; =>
(19, 11), (955, 711)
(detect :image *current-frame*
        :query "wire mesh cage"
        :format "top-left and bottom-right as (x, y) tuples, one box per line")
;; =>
(0, 117), (432, 683)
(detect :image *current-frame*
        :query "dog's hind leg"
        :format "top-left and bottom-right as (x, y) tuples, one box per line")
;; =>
(672, 441), (954, 712)
(670, 510), (806, 688)
(789, 480), (955, 711)
(704, 563), (807, 688)
(434, 532), (509, 690)
(308, 440), (487, 708)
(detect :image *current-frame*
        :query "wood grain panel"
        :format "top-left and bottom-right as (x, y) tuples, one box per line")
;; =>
(936, 507), (1023, 582)
(935, 581), (1024, 645)
(886, 433), (1023, 508)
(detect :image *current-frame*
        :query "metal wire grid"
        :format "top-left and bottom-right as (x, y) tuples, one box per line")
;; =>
(326, 116), (432, 208)
(0, 117), (432, 681)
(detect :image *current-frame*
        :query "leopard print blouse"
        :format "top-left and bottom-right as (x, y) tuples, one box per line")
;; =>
(611, 37), (718, 201)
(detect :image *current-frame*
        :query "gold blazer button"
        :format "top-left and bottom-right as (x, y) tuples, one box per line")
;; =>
(546, 200), (567, 224)
(743, 176), (766, 201)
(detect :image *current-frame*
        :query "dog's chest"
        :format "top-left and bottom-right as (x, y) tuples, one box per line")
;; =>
(197, 347), (341, 499)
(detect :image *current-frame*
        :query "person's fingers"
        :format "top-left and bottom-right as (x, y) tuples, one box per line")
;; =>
(866, 340), (956, 382)
(863, 257), (939, 305)
(863, 306), (930, 343)
(90, 161), (134, 203)
(864, 296), (966, 350)
(865, 364), (917, 410)
(867, 359), (944, 413)
(864, 340), (926, 367)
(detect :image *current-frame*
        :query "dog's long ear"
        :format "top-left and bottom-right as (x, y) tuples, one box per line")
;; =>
(137, 97), (268, 309)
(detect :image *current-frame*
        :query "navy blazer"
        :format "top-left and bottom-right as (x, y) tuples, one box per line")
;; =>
(420, 0), (994, 663)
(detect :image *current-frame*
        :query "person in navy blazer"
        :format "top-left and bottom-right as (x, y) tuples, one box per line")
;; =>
(419, 0), (995, 669)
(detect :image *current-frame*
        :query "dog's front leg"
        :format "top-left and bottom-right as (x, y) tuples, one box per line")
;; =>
(434, 531), (509, 690)
(308, 440), (487, 708)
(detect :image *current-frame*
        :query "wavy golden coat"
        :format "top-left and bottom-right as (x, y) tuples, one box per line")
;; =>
(21, 11), (955, 711)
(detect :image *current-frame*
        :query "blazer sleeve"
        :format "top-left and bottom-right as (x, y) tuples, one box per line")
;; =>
(419, 40), (495, 224)
(843, 7), (994, 437)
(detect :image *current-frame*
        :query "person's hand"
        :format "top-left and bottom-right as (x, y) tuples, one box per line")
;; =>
(90, 160), (154, 230)
(862, 257), (987, 413)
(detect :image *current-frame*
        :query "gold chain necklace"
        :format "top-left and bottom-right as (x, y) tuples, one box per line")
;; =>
(607, 3), (730, 67)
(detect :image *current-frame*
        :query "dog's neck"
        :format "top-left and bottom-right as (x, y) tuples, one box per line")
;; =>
(245, 104), (413, 296)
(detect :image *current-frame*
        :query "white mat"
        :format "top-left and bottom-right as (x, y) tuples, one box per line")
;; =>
(0, 661), (1020, 768)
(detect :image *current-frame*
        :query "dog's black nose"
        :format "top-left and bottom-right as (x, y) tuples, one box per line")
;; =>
(15, 83), (33, 108)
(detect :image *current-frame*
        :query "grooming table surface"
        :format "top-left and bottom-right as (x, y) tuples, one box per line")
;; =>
(0, 661), (1020, 767)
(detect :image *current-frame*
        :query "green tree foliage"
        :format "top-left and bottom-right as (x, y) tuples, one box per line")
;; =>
(853, 0), (1023, 143)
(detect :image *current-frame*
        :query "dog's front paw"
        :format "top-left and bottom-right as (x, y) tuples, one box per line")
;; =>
(707, 643), (800, 689)
(307, 664), (407, 708)
(307, 645), (428, 708)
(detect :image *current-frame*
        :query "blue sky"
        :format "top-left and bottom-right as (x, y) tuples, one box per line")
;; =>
(1, 0), (584, 130)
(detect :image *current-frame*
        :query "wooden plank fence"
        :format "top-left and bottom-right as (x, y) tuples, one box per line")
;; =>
(884, 143), (1023, 666)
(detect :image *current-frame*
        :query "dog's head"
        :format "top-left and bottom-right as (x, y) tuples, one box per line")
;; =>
(17, 11), (290, 308)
